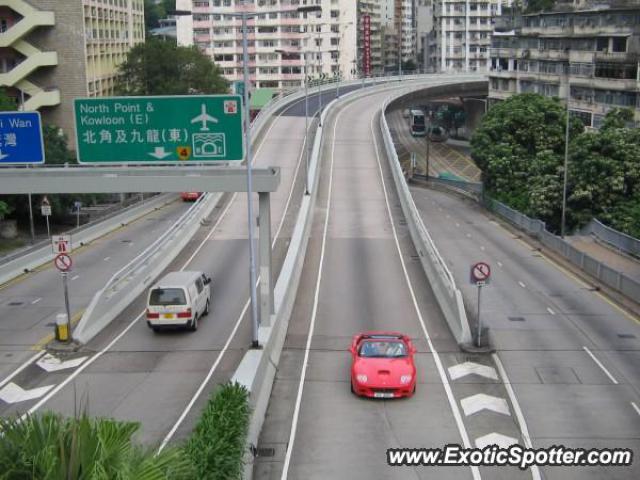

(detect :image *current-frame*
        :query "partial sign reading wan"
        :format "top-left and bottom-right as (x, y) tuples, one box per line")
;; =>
(74, 95), (243, 164)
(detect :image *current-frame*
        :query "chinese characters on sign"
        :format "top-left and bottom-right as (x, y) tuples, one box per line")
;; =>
(74, 96), (243, 164)
(362, 14), (371, 77)
(0, 112), (45, 164)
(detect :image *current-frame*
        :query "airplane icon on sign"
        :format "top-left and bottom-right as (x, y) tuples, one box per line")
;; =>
(191, 104), (218, 131)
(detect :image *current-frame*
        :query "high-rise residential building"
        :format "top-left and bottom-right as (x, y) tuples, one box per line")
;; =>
(382, 0), (416, 72)
(0, 0), (145, 145)
(184, 0), (358, 90)
(416, 0), (433, 71)
(489, 0), (640, 127)
(430, 0), (504, 72)
(358, 0), (384, 76)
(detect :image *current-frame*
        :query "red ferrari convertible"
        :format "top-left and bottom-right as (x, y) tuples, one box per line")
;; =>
(349, 332), (417, 398)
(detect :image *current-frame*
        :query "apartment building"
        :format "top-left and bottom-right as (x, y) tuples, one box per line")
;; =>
(489, 0), (640, 127)
(0, 0), (145, 145)
(382, 0), (416, 71)
(187, 0), (358, 90)
(429, 0), (503, 72)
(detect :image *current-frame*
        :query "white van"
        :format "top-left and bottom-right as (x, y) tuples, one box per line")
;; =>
(146, 271), (211, 332)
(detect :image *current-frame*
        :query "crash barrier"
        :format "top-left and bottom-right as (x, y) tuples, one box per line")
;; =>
(484, 198), (640, 303)
(582, 218), (640, 259)
(73, 192), (222, 343)
(232, 77), (454, 479)
(417, 178), (640, 303)
(381, 95), (473, 346)
(0, 193), (174, 286)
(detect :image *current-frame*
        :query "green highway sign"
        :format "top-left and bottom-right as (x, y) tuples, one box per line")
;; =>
(74, 95), (243, 163)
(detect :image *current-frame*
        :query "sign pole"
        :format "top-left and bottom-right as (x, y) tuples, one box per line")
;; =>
(61, 271), (72, 342)
(28, 193), (35, 243)
(45, 214), (50, 240)
(476, 284), (482, 347)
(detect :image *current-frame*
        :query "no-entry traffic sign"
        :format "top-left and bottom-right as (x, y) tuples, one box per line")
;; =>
(470, 261), (491, 284)
(54, 253), (73, 272)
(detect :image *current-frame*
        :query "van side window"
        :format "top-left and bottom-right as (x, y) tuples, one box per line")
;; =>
(196, 278), (204, 294)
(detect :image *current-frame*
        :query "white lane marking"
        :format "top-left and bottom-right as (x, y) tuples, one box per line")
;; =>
(31, 298), (42, 305)
(370, 110), (481, 480)
(461, 393), (510, 417)
(475, 432), (518, 450)
(493, 353), (542, 480)
(0, 351), (46, 390)
(583, 346), (619, 384)
(518, 281), (526, 288)
(632, 402), (640, 417)
(281, 104), (343, 480)
(161, 113), (308, 453)
(103, 256), (110, 261)
(36, 353), (88, 373)
(480, 246), (485, 251)
(449, 362), (498, 381)
(547, 307), (556, 315)
(71, 275), (79, 281)
(0, 382), (55, 404)
(497, 261), (503, 268)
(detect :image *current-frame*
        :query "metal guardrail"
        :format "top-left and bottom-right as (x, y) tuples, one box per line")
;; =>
(582, 218), (640, 259)
(423, 178), (640, 303)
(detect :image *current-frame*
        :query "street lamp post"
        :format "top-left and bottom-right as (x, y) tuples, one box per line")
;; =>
(561, 74), (571, 238)
(174, 4), (321, 348)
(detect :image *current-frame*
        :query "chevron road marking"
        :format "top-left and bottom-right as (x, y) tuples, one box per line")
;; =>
(36, 353), (88, 373)
(0, 382), (55, 404)
(475, 432), (519, 450)
(461, 393), (511, 417)
(448, 362), (499, 381)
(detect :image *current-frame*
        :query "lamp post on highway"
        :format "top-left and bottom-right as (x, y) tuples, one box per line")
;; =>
(173, 4), (321, 348)
(560, 70), (571, 239)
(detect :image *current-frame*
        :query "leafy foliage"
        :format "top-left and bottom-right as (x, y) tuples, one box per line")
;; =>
(525, 0), (556, 13)
(0, 412), (194, 480)
(115, 38), (228, 96)
(472, 96), (640, 237)
(0, 87), (17, 111)
(144, 0), (174, 31)
(185, 382), (251, 480)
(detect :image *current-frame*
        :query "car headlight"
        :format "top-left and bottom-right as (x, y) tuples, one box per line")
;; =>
(356, 374), (368, 384)
(400, 375), (412, 384)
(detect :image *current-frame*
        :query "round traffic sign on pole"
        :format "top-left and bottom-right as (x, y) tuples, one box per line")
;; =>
(54, 253), (73, 272)
(471, 261), (491, 283)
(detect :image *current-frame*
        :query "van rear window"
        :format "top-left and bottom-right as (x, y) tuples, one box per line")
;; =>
(149, 288), (187, 306)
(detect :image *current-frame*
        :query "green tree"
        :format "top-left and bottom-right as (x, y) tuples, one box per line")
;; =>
(568, 109), (640, 236)
(115, 38), (228, 96)
(470, 93), (583, 231)
(0, 412), (194, 480)
(144, 0), (174, 32)
(0, 88), (16, 219)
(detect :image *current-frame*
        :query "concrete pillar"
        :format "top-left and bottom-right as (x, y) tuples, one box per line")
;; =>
(258, 192), (273, 326)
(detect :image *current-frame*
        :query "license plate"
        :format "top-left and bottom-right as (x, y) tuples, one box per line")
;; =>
(374, 392), (394, 399)
(162, 313), (174, 319)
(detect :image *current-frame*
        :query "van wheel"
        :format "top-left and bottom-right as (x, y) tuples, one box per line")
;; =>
(204, 300), (210, 316)
(189, 315), (198, 331)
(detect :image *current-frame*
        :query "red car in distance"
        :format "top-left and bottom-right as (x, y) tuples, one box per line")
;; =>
(180, 192), (202, 201)
(349, 332), (417, 399)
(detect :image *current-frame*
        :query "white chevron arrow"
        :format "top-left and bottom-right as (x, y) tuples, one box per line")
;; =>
(0, 382), (55, 404)
(461, 393), (510, 416)
(36, 353), (88, 373)
(475, 432), (519, 449)
(448, 362), (498, 381)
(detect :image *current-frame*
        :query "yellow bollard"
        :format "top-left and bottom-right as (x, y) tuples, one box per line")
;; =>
(55, 313), (69, 342)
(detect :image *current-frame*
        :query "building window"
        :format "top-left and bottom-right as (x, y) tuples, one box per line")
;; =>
(611, 37), (627, 53)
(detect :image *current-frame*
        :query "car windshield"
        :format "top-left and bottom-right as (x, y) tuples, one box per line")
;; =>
(359, 340), (407, 358)
(149, 288), (186, 306)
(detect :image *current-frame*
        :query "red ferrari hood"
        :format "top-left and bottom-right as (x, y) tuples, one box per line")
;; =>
(353, 357), (415, 383)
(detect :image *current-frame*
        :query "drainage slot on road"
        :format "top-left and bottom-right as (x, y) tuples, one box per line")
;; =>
(256, 448), (275, 458)
(618, 333), (636, 339)
(508, 316), (526, 322)
(7, 301), (24, 306)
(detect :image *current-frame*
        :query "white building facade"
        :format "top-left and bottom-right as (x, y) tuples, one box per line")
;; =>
(179, 0), (359, 90)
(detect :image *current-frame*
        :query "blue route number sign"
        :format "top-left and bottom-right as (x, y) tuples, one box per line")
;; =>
(0, 111), (45, 164)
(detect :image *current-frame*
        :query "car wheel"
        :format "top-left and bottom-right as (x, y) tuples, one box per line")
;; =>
(189, 315), (198, 331)
(412, 384), (416, 395)
(151, 326), (160, 333)
(204, 299), (210, 316)
(350, 381), (355, 395)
